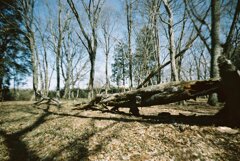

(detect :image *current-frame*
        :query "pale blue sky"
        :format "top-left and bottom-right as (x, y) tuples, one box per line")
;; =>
(22, 0), (126, 89)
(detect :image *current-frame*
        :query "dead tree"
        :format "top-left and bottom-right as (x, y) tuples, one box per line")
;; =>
(76, 55), (239, 126)
(33, 91), (61, 107)
(76, 79), (220, 116)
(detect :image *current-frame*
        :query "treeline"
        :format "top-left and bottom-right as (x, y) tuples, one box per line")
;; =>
(0, 0), (240, 104)
(2, 87), (130, 101)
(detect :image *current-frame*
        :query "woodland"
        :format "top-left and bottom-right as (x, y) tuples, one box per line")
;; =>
(0, 0), (240, 160)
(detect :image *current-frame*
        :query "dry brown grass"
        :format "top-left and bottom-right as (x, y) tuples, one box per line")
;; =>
(0, 100), (239, 160)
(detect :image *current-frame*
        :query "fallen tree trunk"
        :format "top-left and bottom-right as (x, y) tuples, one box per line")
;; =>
(100, 80), (220, 107)
(136, 52), (187, 89)
(77, 79), (220, 115)
(33, 91), (61, 107)
(34, 96), (61, 106)
(77, 55), (240, 127)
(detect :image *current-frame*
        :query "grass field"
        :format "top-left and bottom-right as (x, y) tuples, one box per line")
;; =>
(0, 100), (239, 160)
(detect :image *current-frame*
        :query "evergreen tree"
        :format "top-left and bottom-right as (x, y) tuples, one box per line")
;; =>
(134, 26), (156, 86)
(111, 41), (129, 88)
(0, 0), (31, 100)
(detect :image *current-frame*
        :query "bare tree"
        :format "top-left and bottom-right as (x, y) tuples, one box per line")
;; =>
(35, 18), (50, 96)
(223, 0), (240, 59)
(46, 0), (70, 98)
(100, 9), (116, 94)
(184, 0), (211, 54)
(19, 0), (39, 99)
(175, 3), (188, 81)
(61, 28), (89, 99)
(144, 0), (161, 83)
(208, 0), (221, 105)
(150, 0), (161, 83)
(56, 0), (69, 98)
(126, 0), (133, 89)
(185, 0), (240, 105)
(61, 31), (73, 99)
(56, 0), (62, 98)
(67, 0), (104, 98)
(162, 0), (179, 81)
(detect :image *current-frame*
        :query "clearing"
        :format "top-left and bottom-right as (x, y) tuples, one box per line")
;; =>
(0, 100), (239, 160)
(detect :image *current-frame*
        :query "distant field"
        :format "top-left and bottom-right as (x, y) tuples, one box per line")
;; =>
(0, 100), (239, 160)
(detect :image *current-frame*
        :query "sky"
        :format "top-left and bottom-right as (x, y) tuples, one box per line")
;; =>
(18, 0), (231, 90)
(21, 0), (125, 90)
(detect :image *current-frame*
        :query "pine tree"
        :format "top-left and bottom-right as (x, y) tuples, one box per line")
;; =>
(134, 26), (157, 86)
(111, 42), (129, 89)
(0, 0), (31, 100)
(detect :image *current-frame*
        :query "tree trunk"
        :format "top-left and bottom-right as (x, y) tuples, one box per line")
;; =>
(29, 34), (39, 100)
(77, 56), (240, 126)
(38, 26), (49, 96)
(163, 0), (179, 82)
(88, 53), (96, 99)
(155, 30), (161, 84)
(44, 46), (49, 96)
(105, 52), (109, 94)
(36, 47), (44, 94)
(208, 0), (221, 106)
(67, 0), (103, 99)
(216, 56), (240, 126)
(0, 78), (3, 101)
(63, 56), (71, 99)
(56, 47), (61, 99)
(56, 0), (62, 99)
(126, 0), (133, 89)
(150, 0), (161, 84)
(101, 80), (219, 106)
(77, 79), (220, 116)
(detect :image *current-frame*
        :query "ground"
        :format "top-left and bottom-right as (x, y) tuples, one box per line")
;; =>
(0, 100), (239, 161)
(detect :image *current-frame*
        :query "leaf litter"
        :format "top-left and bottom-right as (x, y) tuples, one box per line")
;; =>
(0, 100), (239, 160)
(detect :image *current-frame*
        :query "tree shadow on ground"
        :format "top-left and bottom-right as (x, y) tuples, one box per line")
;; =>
(141, 112), (227, 126)
(0, 103), (239, 161)
(42, 121), (120, 161)
(0, 104), (122, 161)
(141, 110), (239, 128)
(70, 107), (240, 128)
(0, 106), (51, 161)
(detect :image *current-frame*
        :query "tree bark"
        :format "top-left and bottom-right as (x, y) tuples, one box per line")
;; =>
(63, 52), (72, 99)
(126, 0), (133, 89)
(149, 0), (161, 84)
(0, 78), (3, 101)
(77, 79), (220, 116)
(19, 0), (39, 100)
(56, 0), (63, 99)
(101, 80), (219, 106)
(29, 35), (38, 99)
(208, 0), (221, 106)
(101, 15), (113, 95)
(88, 53), (96, 98)
(163, 0), (178, 81)
(39, 29), (49, 96)
(105, 52), (109, 94)
(215, 56), (240, 126)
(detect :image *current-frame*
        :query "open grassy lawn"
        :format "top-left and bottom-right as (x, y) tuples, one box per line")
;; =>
(0, 100), (239, 160)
